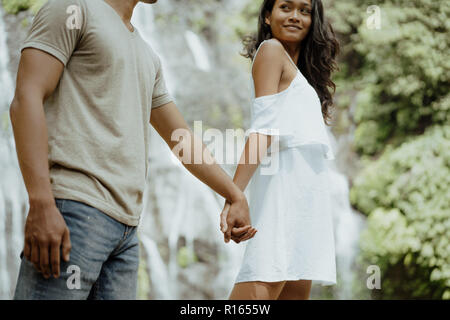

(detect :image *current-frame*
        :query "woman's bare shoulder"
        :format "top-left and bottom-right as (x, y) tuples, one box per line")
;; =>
(263, 38), (285, 50)
(253, 39), (286, 75)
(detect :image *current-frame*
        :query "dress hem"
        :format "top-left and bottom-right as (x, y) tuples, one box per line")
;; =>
(235, 274), (337, 287)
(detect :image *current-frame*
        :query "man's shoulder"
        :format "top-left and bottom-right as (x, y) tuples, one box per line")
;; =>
(36, 0), (89, 20)
(137, 39), (162, 64)
(43, 0), (88, 9)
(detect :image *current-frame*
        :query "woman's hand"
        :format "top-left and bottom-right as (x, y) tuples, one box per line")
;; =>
(220, 201), (257, 244)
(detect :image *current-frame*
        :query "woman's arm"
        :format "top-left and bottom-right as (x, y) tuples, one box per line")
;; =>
(221, 40), (286, 242)
(232, 133), (272, 191)
(233, 39), (286, 191)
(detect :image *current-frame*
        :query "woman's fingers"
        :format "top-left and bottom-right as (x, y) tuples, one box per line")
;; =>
(242, 228), (257, 241)
(220, 203), (231, 232)
(230, 226), (251, 243)
(223, 220), (258, 244)
(231, 236), (241, 243)
(234, 227), (257, 243)
(231, 225), (251, 237)
(220, 213), (228, 232)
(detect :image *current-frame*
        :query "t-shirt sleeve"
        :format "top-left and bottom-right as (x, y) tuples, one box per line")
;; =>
(151, 55), (173, 109)
(20, 0), (87, 66)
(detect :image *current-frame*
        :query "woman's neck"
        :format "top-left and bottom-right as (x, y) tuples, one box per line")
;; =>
(276, 39), (301, 65)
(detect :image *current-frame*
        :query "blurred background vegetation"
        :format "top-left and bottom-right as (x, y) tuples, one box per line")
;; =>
(1, 0), (45, 14)
(2, 0), (449, 299)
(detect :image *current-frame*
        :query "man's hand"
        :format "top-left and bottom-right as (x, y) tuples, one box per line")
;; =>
(220, 198), (257, 244)
(23, 200), (71, 279)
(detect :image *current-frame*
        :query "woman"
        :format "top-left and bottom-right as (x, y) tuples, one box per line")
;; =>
(220, 0), (340, 300)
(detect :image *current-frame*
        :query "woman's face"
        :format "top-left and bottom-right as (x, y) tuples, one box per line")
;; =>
(265, 0), (313, 45)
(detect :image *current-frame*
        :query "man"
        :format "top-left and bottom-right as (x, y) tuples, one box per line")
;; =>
(10, 0), (255, 300)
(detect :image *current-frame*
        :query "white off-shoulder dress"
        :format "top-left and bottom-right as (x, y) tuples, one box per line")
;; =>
(234, 40), (337, 286)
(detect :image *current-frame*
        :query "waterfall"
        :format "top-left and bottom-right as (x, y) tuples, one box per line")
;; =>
(327, 130), (366, 299)
(0, 6), (27, 299)
(184, 30), (211, 72)
(139, 233), (172, 299)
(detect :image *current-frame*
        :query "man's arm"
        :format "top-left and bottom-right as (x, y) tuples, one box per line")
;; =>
(150, 102), (254, 243)
(9, 48), (71, 278)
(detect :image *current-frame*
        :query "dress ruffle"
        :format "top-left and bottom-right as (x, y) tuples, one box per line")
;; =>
(246, 76), (335, 160)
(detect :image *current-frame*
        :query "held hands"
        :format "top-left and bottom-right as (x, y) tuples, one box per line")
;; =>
(220, 199), (257, 244)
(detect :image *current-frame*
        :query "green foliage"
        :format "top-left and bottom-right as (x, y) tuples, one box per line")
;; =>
(1, 111), (10, 132)
(326, 0), (450, 299)
(137, 253), (151, 300)
(231, 0), (260, 40)
(177, 246), (198, 268)
(330, 0), (450, 155)
(153, 0), (222, 37)
(1, 0), (46, 14)
(352, 125), (450, 299)
(20, 17), (28, 28)
(350, 125), (450, 215)
(29, 0), (45, 14)
(338, 1), (450, 299)
(2, 0), (31, 14)
(354, 119), (393, 154)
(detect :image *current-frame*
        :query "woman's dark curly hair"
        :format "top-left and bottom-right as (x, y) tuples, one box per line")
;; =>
(242, 0), (340, 126)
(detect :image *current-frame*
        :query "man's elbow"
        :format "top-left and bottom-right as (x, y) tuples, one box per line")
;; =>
(9, 89), (44, 117)
(9, 97), (20, 122)
(9, 95), (27, 120)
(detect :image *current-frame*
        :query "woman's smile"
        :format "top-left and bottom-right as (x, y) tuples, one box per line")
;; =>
(284, 25), (302, 31)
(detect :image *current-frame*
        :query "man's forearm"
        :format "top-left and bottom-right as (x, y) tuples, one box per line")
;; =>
(9, 97), (55, 206)
(180, 133), (244, 203)
(149, 102), (246, 203)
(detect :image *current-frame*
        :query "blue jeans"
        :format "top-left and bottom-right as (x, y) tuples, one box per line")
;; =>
(13, 198), (140, 300)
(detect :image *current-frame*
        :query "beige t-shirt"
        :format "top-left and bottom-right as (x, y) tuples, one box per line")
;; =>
(20, 0), (173, 226)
